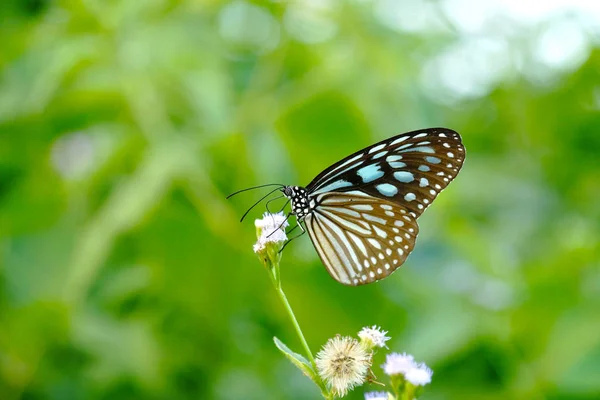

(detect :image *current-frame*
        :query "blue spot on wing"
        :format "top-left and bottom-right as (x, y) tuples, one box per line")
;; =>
(394, 171), (414, 183)
(312, 179), (353, 194)
(357, 164), (384, 183)
(376, 183), (398, 196)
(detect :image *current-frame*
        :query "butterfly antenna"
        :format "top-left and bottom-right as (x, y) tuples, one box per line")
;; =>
(226, 183), (284, 199)
(239, 186), (283, 222)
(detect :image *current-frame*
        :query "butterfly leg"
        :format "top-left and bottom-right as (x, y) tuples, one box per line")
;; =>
(279, 221), (306, 253)
(265, 195), (286, 214)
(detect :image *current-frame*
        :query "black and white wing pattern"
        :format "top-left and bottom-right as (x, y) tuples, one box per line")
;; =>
(303, 128), (465, 285)
(304, 191), (419, 285)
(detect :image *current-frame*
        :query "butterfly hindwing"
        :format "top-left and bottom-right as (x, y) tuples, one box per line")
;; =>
(304, 191), (419, 286)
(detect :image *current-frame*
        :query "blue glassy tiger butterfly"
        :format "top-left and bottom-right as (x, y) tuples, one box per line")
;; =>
(229, 128), (465, 286)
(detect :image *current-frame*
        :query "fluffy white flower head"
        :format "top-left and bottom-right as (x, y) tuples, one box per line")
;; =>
(358, 325), (390, 349)
(382, 352), (416, 376)
(253, 212), (289, 253)
(405, 362), (433, 386)
(364, 391), (390, 400)
(316, 335), (371, 397)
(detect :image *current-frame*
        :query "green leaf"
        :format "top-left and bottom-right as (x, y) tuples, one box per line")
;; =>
(273, 336), (318, 382)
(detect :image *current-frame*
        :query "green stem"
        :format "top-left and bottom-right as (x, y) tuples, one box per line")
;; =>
(275, 285), (317, 367)
(267, 258), (331, 398)
(390, 375), (403, 399)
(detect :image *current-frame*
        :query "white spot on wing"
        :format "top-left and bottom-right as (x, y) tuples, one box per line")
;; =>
(364, 214), (387, 224)
(369, 143), (386, 153)
(391, 136), (409, 145)
(373, 225), (388, 239)
(368, 238), (381, 249)
(404, 192), (416, 201)
(348, 232), (369, 257)
(350, 204), (374, 211)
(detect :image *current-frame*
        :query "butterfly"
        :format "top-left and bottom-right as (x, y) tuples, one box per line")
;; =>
(233, 128), (465, 286)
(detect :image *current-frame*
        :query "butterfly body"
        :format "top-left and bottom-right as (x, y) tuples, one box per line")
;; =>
(275, 128), (465, 286)
(283, 186), (313, 219)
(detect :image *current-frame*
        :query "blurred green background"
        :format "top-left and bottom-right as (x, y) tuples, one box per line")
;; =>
(1, 0), (600, 399)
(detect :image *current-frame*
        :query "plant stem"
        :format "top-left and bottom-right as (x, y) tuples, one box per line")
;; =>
(267, 258), (330, 398)
(275, 284), (317, 368)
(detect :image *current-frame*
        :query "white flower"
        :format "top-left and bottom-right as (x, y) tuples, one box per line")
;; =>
(253, 212), (289, 253)
(358, 325), (390, 349)
(404, 362), (433, 386)
(364, 391), (390, 400)
(382, 352), (416, 376)
(382, 352), (433, 386)
(316, 335), (371, 397)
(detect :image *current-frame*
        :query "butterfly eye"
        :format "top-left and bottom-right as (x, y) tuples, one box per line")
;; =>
(282, 186), (293, 196)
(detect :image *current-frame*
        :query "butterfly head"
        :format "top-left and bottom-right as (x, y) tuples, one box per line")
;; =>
(282, 185), (311, 219)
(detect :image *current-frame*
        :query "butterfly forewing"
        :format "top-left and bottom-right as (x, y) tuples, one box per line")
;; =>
(306, 128), (465, 218)
(304, 191), (419, 286)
